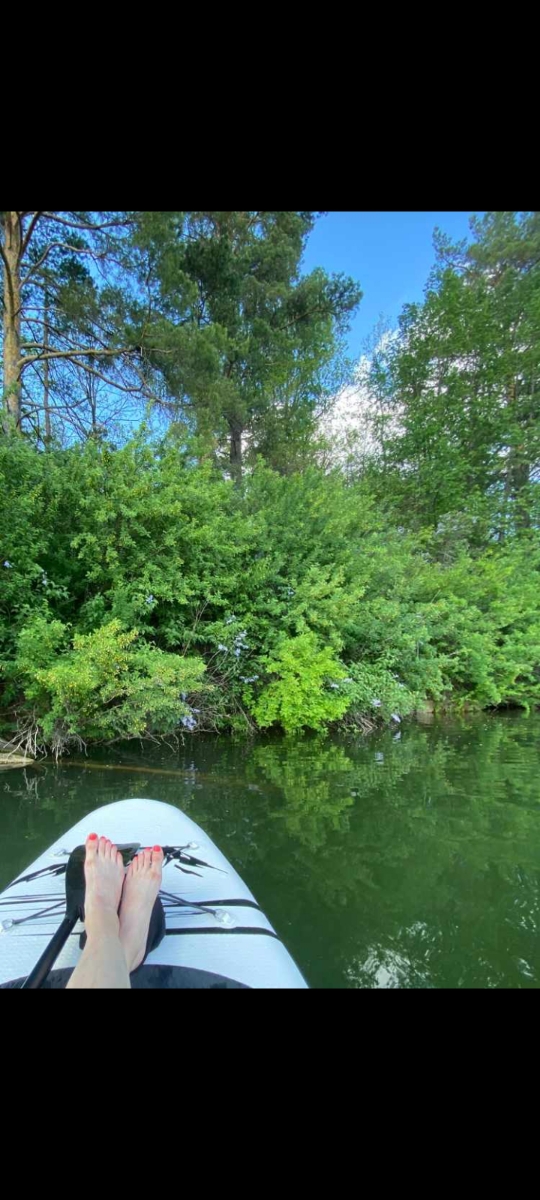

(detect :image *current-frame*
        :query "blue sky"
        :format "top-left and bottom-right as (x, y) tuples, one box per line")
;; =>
(301, 212), (481, 358)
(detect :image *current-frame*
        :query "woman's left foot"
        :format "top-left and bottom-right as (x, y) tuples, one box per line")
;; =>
(118, 846), (164, 972)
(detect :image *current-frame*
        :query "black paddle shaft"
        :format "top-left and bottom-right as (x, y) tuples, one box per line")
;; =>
(21, 844), (87, 990)
(21, 914), (78, 988)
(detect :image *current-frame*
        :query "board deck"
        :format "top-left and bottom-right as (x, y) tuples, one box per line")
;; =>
(0, 798), (307, 989)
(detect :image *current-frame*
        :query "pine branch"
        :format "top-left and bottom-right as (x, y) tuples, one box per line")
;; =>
(20, 347), (131, 369)
(42, 213), (135, 233)
(20, 212), (44, 259)
(21, 240), (112, 287)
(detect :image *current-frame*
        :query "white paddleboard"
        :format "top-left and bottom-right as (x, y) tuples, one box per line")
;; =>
(0, 798), (307, 989)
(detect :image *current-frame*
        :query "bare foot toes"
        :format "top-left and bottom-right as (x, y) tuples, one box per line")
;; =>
(119, 846), (163, 973)
(84, 833), (125, 941)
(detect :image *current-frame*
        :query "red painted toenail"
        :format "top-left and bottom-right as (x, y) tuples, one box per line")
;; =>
(88, 833), (97, 840)
(153, 845), (162, 852)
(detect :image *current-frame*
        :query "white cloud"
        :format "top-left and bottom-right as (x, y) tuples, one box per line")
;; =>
(318, 331), (401, 470)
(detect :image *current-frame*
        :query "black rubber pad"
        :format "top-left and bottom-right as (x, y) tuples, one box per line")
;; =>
(1, 964), (249, 989)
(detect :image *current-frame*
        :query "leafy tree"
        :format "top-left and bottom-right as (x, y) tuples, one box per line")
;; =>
(131, 212), (361, 478)
(3, 213), (540, 752)
(1, 211), (150, 439)
(367, 212), (540, 529)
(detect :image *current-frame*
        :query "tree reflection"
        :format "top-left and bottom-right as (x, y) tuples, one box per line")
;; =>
(1, 715), (540, 987)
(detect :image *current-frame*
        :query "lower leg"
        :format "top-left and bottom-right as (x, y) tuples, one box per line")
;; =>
(67, 916), (130, 989)
(67, 834), (130, 990)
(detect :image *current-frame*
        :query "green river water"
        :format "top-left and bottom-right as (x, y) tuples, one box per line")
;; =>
(1, 713), (539, 988)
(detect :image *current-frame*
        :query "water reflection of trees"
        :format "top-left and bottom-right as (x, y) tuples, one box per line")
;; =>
(1, 716), (540, 986)
(251, 740), (356, 849)
(247, 718), (540, 988)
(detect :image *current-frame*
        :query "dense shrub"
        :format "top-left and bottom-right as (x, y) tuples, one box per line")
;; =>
(250, 632), (351, 733)
(1, 435), (540, 751)
(4, 616), (206, 754)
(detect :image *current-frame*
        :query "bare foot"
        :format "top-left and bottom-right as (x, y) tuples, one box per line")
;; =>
(119, 846), (163, 972)
(84, 834), (125, 941)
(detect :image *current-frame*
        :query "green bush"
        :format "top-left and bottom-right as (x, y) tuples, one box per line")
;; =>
(1, 434), (540, 751)
(5, 617), (207, 751)
(342, 662), (416, 724)
(250, 632), (351, 733)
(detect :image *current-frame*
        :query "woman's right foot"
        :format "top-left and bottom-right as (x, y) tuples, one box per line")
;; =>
(84, 834), (125, 941)
(119, 846), (163, 973)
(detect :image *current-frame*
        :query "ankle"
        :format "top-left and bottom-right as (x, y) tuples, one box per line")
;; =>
(85, 910), (120, 940)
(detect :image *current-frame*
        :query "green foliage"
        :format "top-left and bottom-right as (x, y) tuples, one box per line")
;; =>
(12, 615), (68, 689)
(422, 540), (540, 709)
(367, 212), (540, 530)
(342, 662), (416, 723)
(1, 425), (540, 751)
(130, 212), (361, 475)
(250, 632), (351, 733)
(2, 212), (540, 752)
(6, 617), (206, 749)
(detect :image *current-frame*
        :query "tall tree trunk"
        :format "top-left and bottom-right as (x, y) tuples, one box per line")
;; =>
(2, 212), (22, 433)
(89, 376), (98, 433)
(43, 289), (52, 442)
(229, 420), (243, 483)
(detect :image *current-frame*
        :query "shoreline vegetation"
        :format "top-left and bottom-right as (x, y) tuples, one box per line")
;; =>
(1, 211), (539, 756)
